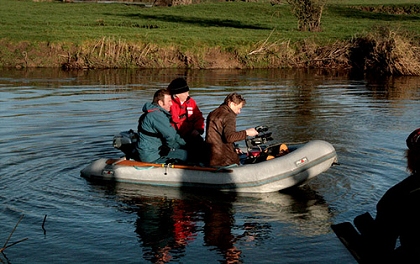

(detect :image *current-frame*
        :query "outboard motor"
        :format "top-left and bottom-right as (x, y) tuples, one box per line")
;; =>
(244, 125), (273, 164)
(113, 129), (139, 160)
(245, 125), (273, 149)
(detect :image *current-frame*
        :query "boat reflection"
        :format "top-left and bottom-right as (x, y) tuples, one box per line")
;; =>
(130, 195), (198, 263)
(115, 186), (245, 263)
(236, 186), (332, 237)
(89, 183), (332, 263)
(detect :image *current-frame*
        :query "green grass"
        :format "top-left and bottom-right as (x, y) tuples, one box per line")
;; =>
(1, 0), (420, 49)
(333, 0), (419, 4)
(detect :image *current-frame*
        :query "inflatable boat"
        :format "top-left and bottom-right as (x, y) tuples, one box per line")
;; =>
(80, 128), (337, 193)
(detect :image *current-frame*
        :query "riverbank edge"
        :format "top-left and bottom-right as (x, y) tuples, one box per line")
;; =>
(1, 27), (420, 75)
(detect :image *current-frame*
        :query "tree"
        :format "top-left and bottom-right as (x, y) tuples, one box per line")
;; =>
(272, 0), (327, 32)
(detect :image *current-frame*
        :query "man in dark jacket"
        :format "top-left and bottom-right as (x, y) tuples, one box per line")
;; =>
(354, 128), (420, 263)
(371, 127), (420, 262)
(205, 92), (258, 167)
(137, 89), (188, 163)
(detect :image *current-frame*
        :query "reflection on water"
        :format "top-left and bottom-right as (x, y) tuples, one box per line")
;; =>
(1, 67), (419, 99)
(0, 68), (419, 263)
(89, 182), (331, 263)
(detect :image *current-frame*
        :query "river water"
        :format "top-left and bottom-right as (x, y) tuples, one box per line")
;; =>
(0, 68), (419, 263)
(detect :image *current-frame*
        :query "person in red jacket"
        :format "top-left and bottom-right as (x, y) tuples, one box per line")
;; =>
(167, 77), (205, 162)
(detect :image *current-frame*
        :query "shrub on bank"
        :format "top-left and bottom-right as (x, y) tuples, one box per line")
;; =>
(350, 26), (420, 75)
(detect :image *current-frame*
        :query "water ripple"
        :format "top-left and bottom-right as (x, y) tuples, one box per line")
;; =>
(0, 69), (419, 263)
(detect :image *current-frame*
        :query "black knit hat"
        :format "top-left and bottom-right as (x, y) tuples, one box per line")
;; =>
(167, 77), (189, 95)
(406, 128), (420, 152)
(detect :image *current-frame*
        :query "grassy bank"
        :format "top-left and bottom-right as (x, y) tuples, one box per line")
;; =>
(1, 0), (420, 74)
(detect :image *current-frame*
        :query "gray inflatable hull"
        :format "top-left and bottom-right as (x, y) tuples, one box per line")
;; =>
(80, 140), (337, 193)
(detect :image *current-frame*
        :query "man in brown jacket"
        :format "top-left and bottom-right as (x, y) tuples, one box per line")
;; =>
(205, 93), (258, 167)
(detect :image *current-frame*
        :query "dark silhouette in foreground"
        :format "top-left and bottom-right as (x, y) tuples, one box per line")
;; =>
(332, 128), (420, 263)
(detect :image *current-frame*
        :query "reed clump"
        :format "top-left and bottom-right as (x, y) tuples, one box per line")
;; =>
(350, 26), (420, 76)
(63, 38), (175, 69)
(62, 37), (163, 69)
(61, 37), (241, 69)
